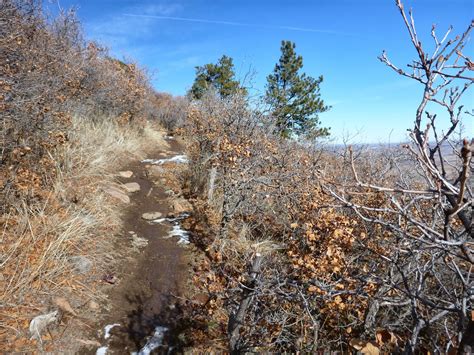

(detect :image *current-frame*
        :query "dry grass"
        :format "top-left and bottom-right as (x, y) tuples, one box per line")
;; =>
(0, 115), (167, 351)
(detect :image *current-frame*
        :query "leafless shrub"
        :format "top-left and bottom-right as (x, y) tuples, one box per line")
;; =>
(180, 3), (472, 353)
(324, 2), (473, 352)
(182, 92), (374, 352)
(148, 92), (189, 131)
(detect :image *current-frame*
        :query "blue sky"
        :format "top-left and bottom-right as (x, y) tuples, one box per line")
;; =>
(50, 0), (473, 143)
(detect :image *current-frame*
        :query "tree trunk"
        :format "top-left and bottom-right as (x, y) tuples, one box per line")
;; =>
(228, 254), (263, 353)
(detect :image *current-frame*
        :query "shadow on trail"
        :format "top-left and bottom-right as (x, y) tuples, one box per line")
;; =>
(120, 286), (205, 353)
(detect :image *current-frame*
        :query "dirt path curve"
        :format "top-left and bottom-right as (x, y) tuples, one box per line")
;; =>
(83, 138), (192, 354)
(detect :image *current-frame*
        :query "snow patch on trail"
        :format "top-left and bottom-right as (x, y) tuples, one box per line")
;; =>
(152, 213), (190, 224)
(104, 323), (120, 339)
(167, 224), (190, 244)
(142, 155), (188, 165)
(152, 213), (190, 244)
(132, 326), (168, 355)
(95, 323), (121, 354)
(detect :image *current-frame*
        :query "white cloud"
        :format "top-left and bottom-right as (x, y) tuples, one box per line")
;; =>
(84, 1), (182, 49)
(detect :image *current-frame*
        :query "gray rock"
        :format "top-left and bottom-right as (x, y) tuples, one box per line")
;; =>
(102, 185), (130, 203)
(30, 311), (59, 341)
(70, 255), (93, 274)
(118, 171), (133, 178)
(123, 182), (140, 193)
(141, 212), (163, 220)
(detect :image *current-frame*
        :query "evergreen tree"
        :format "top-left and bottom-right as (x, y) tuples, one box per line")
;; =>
(265, 41), (330, 138)
(189, 55), (246, 100)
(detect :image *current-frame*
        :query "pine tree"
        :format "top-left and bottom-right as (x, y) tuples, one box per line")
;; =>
(265, 41), (329, 138)
(189, 55), (246, 100)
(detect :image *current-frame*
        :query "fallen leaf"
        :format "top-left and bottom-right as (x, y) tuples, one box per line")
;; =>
(376, 329), (398, 346)
(54, 297), (77, 316)
(350, 339), (380, 355)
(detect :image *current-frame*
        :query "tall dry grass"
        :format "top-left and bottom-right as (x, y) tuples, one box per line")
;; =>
(1, 0), (171, 351)
(0, 115), (166, 350)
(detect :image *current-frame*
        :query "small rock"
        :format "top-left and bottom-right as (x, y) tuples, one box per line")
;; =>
(142, 212), (162, 220)
(123, 182), (140, 193)
(70, 256), (93, 274)
(102, 185), (130, 203)
(194, 293), (210, 305)
(88, 300), (100, 311)
(30, 311), (59, 341)
(168, 198), (193, 216)
(118, 171), (133, 178)
(128, 231), (136, 235)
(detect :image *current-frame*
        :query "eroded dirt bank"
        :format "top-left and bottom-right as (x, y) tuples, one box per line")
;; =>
(80, 137), (194, 354)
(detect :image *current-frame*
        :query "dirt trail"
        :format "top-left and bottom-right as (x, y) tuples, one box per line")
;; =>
(82, 138), (192, 354)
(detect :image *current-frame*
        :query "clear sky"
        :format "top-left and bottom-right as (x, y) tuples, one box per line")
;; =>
(50, 0), (473, 143)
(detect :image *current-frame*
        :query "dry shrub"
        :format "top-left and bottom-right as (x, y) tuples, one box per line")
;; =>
(177, 92), (374, 352)
(179, 82), (471, 352)
(322, 4), (473, 352)
(148, 92), (189, 131)
(176, 1), (473, 351)
(1, 0), (155, 211)
(0, 1), (167, 350)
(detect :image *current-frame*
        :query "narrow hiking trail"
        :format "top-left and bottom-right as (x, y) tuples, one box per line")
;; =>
(84, 137), (193, 354)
